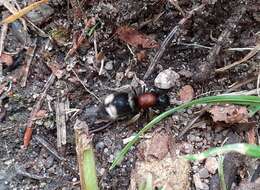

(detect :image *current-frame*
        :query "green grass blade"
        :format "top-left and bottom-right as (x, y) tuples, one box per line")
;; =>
(184, 143), (260, 161)
(83, 148), (99, 190)
(218, 156), (227, 190)
(110, 95), (260, 169)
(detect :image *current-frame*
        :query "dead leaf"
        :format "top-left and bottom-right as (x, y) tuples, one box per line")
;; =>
(208, 105), (249, 124)
(116, 26), (159, 48)
(179, 85), (194, 102)
(0, 53), (13, 66)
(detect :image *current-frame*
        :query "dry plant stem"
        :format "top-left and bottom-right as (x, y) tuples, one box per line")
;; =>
(216, 43), (260, 72)
(55, 100), (67, 152)
(143, 3), (206, 79)
(196, 5), (246, 80)
(227, 75), (258, 93)
(71, 69), (101, 102)
(0, 0), (27, 28)
(21, 39), (37, 87)
(0, 0), (49, 24)
(0, 14), (8, 80)
(0, 22), (8, 55)
(89, 121), (113, 133)
(177, 109), (207, 139)
(257, 69), (260, 96)
(35, 135), (64, 161)
(169, 0), (185, 16)
(15, 165), (50, 180)
(74, 120), (99, 190)
(23, 74), (56, 147)
(35, 135), (78, 176)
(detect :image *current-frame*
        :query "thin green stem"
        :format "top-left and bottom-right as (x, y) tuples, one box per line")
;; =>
(110, 95), (260, 169)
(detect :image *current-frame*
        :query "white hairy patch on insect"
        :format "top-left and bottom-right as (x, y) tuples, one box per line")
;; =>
(105, 104), (118, 119)
(104, 94), (115, 105)
(128, 94), (135, 111)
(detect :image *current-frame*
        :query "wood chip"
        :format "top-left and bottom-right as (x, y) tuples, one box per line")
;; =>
(55, 100), (67, 149)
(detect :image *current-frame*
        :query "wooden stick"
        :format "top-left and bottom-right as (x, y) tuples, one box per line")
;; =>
(23, 74), (55, 148)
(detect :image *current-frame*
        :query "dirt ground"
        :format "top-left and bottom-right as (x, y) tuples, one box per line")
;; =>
(0, 0), (260, 189)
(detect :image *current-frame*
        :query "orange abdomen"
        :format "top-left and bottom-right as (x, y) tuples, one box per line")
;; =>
(137, 93), (157, 109)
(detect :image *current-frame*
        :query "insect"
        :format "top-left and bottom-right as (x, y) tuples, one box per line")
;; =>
(103, 91), (170, 120)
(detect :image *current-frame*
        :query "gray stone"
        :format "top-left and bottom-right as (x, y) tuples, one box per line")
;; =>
(199, 168), (209, 178)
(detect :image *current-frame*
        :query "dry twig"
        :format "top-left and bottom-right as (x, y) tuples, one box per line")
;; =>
(23, 74), (56, 148)
(55, 100), (67, 152)
(144, 3), (207, 79)
(71, 69), (101, 102)
(34, 135), (78, 176)
(216, 43), (260, 72)
(194, 5), (246, 81)
(0, 0), (49, 25)
(21, 39), (37, 87)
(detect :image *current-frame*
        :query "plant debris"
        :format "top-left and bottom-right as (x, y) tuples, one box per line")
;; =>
(208, 105), (249, 124)
(0, 53), (13, 66)
(116, 26), (159, 49)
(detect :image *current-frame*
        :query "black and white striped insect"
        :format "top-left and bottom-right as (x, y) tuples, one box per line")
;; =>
(103, 91), (169, 120)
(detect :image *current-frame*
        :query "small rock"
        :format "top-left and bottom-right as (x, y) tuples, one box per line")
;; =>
(179, 85), (195, 102)
(104, 148), (109, 154)
(247, 83), (254, 90)
(95, 141), (105, 150)
(72, 177), (77, 182)
(205, 157), (218, 174)
(180, 142), (194, 154)
(194, 173), (209, 190)
(105, 61), (113, 70)
(201, 183), (209, 190)
(193, 173), (204, 189)
(126, 71), (135, 79)
(199, 168), (209, 178)
(154, 68), (180, 89)
(108, 155), (114, 163)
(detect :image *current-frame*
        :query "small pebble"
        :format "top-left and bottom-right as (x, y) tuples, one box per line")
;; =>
(72, 177), (77, 182)
(179, 85), (195, 102)
(205, 157), (218, 174)
(154, 68), (180, 89)
(104, 148), (109, 154)
(105, 61), (113, 70)
(199, 168), (209, 178)
(246, 83), (254, 90)
(95, 141), (105, 150)
(181, 142), (194, 154)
